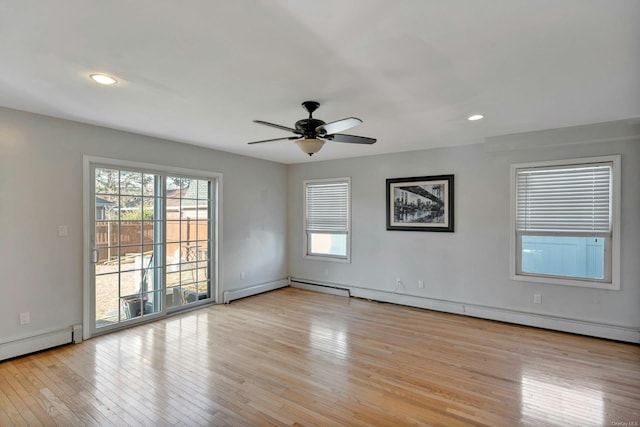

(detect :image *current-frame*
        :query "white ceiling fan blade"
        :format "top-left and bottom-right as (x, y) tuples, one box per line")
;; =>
(316, 117), (362, 135)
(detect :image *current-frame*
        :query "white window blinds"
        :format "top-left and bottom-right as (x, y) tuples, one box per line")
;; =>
(305, 181), (349, 234)
(515, 162), (612, 236)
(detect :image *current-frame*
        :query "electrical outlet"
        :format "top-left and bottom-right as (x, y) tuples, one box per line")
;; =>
(533, 294), (542, 304)
(418, 280), (424, 289)
(396, 278), (402, 286)
(20, 312), (30, 325)
(58, 225), (68, 237)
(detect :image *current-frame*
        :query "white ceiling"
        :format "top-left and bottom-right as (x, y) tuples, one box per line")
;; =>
(1, 1), (639, 164)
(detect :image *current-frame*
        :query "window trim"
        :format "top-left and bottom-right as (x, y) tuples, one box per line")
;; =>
(509, 155), (621, 290)
(303, 177), (351, 263)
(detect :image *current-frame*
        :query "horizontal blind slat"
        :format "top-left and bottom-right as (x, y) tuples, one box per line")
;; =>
(516, 162), (611, 234)
(306, 181), (349, 233)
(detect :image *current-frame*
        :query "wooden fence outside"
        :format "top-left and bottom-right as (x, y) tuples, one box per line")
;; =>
(96, 220), (208, 263)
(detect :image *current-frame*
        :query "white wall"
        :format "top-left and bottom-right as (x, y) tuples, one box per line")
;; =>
(288, 120), (640, 342)
(0, 107), (288, 345)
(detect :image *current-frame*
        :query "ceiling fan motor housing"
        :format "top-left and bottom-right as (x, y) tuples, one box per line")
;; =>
(295, 118), (326, 138)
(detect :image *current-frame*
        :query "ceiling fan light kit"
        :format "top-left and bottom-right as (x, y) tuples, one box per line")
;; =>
(295, 138), (325, 156)
(249, 101), (376, 156)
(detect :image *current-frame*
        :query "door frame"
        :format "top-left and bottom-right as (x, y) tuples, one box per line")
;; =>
(83, 156), (222, 340)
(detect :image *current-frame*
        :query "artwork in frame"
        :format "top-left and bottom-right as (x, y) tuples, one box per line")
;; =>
(386, 175), (454, 232)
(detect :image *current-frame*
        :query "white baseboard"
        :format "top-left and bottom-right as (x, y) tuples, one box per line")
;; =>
(0, 327), (74, 361)
(291, 279), (639, 343)
(223, 279), (289, 304)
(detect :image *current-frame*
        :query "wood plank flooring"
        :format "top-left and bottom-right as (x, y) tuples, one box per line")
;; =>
(1, 287), (639, 426)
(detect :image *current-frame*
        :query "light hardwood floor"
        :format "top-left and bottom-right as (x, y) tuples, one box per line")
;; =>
(1, 287), (638, 426)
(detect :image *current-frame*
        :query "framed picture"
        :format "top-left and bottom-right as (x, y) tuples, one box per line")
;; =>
(386, 175), (454, 232)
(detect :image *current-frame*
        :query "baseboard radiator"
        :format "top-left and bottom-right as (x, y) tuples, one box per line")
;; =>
(288, 278), (640, 344)
(289, 278), (351, 297)
(223, 279), (289, 304)
(0, 324), (82, 361)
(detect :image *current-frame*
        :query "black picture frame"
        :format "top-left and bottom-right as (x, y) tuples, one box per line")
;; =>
(386, 174), (454, 232)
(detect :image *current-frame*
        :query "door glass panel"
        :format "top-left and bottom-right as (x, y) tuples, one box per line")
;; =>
(165, 177), (211, 309)
(94, 167), (162, 328)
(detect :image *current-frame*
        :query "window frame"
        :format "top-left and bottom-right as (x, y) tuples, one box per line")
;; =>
(303, 177), (351, 263)
(510, 155), (621, 290)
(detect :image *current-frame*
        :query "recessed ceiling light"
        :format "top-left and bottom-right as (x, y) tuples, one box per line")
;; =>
(468, 114), (484, 121)
(90, 73), (118, 85)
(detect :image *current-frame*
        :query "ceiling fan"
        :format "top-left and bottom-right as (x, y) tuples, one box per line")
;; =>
(248, 101), (376, 156)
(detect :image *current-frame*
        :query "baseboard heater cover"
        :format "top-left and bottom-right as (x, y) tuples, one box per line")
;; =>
(349, 287), (640, 344)
(288, 279), (639, 343)
(0, 327), (74, 361)
(289, 279), (351, 297)
(223, 279), (289, 304)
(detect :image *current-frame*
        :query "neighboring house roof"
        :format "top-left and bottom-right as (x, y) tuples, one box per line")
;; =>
(166, 184), (208, 210)
(181, 182), (209, 209)
(166, 187), (186, 209)
(95, 196), (116, 207)
(101, 184), (207, 212)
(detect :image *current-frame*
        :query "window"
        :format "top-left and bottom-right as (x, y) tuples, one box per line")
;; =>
(511, 156), (620, 289)
(304, 178), (350, 261)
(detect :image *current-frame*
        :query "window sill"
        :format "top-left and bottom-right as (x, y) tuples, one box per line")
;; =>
(512, 273), (619, 290)
(304, 254), (351, 264)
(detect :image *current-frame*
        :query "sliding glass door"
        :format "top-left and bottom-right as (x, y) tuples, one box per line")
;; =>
(88, 161), (217, 335)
